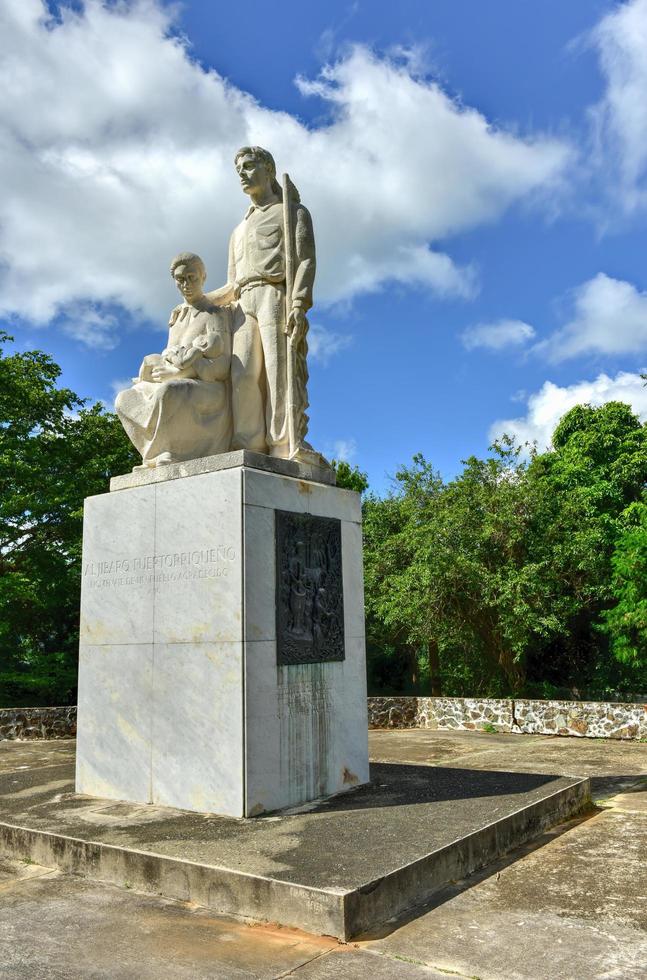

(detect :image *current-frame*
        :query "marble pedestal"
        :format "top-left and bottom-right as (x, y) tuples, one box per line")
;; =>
(75, 453), (370, 818)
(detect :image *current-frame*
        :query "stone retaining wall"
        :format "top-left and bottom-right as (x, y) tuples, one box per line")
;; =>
(0, 706), (76, 741)
(417, 697), (513, 731)
(367, 696), (513, 732)
(513, 699), (646, 740)
(1, 699), (645, 741)
(368, 696), (647, 740)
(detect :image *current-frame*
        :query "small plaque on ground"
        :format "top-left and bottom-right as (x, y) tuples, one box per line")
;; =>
(275, 510), (345, 665)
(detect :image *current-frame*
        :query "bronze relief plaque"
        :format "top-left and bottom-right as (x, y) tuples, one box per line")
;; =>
(275, 511), (345, 665)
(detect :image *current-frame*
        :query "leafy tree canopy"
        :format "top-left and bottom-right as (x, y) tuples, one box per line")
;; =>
(601, 501), (647, 680)
(0, 332), (138, 705)
(331, 459), (369, 494)
(363, 404), (647, 698)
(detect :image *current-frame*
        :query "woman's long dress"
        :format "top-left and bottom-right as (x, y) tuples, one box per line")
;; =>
(116, 303), (233, 466)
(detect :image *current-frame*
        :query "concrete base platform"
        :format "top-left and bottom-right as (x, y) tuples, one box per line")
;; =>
(0, 741), (590, 940)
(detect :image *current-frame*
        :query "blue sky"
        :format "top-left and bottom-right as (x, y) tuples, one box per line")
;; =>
(2, 0), (647, 491)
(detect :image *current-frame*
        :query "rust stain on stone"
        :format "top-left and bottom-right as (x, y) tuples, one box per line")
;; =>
(342, 767), (359, 785)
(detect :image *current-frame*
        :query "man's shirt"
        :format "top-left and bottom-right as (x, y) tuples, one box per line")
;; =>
(228, 198), (316, 312)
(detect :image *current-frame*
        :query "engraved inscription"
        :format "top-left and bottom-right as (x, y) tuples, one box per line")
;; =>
(277, 682), (332, 716)
(275, 511), (345, 665)
(83, 546), (237, 590)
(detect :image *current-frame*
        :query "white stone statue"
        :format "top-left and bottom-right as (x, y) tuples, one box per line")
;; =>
(118, 147), (327, 470)
(116, 253), (232, 467)
(207, 146), (320, 464)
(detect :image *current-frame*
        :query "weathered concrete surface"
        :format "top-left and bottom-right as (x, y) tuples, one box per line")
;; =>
(0, 857), (334, 980)
(362, 796), (647, 979)
(0, 857), (448, 979)
(359, 729), (647, 978)
(0, 738), (588, 940)
(0, 731), (645, 978)
(369, 727), (647, 800)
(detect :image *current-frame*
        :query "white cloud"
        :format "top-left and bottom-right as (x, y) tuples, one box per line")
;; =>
(341, 245), (478, 302)
(328, 438), (358, 462)
(490, 371), (647, 450)
(590, 0), (647, 212)
(0, 0), (571, 338)
(307, 323), (352, 365)
(538, 273), (647, 362)
(461, 318), (535, 352)
(60, 304), (120, 350)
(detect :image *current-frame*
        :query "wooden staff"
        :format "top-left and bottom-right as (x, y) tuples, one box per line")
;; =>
(282, 172), (298, 459)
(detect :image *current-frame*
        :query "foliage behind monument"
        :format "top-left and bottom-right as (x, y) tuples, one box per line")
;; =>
(0, 332), (644, 704)
(362, 402), (647, 698)
(0, 333), (137, 705)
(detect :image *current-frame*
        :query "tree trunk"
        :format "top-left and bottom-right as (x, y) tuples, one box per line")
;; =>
(429, 641), (442, 696)
(407, 645), (418, 690)
(499, 648), (525, 695)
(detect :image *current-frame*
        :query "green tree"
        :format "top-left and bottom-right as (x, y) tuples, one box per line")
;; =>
(363, 402), (647, 698)
(363, 445), (556, 696)
(0, 332), (138, 705)
(524, 401), (647, 692)
(601, 501), (647, 673)
(331, 459), (369, 494)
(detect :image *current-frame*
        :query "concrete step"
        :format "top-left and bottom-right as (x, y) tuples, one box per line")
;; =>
(0, 741), (591, 940)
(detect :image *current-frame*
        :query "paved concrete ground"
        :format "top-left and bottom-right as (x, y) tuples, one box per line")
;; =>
(0, 729), (645, 979)
(0, 743), (582, 891)
(0, 734), (589, 938)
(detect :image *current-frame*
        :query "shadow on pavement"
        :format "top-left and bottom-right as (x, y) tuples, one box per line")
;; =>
(310, 762), (560, 814)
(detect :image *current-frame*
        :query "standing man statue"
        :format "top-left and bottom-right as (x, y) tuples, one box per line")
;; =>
(208, 146), (325, 465)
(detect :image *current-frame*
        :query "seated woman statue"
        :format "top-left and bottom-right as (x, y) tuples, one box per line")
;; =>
(116, 252), (232, 467)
